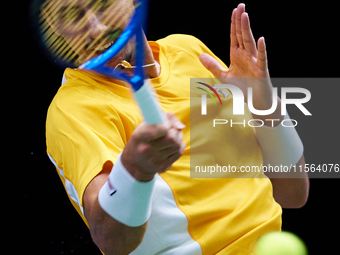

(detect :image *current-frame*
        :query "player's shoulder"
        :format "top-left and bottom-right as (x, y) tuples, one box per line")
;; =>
(157, 34), (204, 46)
(50, 75), (84, 108)
(52, 69), (100, 101)
(156, 34), (209, 55)
(47, 69), (98, 118)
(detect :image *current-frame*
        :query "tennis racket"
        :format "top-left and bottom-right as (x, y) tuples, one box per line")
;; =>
(32, 0), (165, 125)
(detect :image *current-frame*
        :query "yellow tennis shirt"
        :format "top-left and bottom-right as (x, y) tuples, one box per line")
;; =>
(46, 34), (282, 255)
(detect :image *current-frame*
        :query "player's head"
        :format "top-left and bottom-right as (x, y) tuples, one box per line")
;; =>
(39, 0), (135, 66)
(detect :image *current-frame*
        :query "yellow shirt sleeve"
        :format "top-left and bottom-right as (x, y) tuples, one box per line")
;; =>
(157, 34), (228, 68)
(46, 69), (138, 215)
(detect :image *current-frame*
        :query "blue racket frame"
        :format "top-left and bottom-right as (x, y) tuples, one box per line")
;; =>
(79, 0), (147, 91)
(79, 0), (165, 125)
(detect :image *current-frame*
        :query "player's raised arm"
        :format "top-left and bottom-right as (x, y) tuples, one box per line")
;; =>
(199, 3), (309, 208)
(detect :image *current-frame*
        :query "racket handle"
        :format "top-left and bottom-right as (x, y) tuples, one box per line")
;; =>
(134, 80), (166, 125)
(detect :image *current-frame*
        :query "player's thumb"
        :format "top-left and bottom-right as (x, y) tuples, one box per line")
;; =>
(199, 53), (225, 78)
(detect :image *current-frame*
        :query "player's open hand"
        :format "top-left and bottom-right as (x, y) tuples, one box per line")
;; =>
(121, 113), (186, 182)
(199, 3), (275, 112)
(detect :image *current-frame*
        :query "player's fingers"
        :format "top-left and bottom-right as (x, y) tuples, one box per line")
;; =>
(154, 125), (185, 153)
(137, 112), (183, 142)
(165, 112), (185, 131)
(241, 12), (257, 57)
(230, 8), (238, 48)
(133, 121), (169, 142)
(257, 37), (268, 71)
(179, 136), (186, 154)
(199, 53), (226, 78)
(159, 150), (183, 172)
(235, 3), (246, 49)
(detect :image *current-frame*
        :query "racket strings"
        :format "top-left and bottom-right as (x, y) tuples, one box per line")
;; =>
(41, 0), (123, 58)
(39, 0), (135, 65)
(77, 5), (134, 62)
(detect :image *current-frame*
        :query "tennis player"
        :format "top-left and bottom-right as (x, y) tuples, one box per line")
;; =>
(46, 1), (309, 254)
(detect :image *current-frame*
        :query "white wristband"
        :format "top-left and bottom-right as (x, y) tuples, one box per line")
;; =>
(255, 114), (304, 168)
(98, 153), (155, 227)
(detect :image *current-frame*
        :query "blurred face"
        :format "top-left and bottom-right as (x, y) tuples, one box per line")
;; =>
(42, 0), (135, 65)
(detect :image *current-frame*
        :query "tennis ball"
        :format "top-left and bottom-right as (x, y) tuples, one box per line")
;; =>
(255, 231), (308, 255)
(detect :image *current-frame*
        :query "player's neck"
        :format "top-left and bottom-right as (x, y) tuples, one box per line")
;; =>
(144, 42), (161, 79)
(145, 59), (161, 79)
